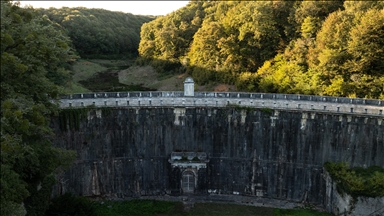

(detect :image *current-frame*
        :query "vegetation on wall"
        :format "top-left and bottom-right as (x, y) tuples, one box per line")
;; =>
(139, 1), (384, 99)
(58, 106), (117, 132)
(324, 162), (384, 198)
(58, 108), (89, 131)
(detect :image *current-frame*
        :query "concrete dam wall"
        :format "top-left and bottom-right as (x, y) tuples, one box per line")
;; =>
(51, 104), (384, 208)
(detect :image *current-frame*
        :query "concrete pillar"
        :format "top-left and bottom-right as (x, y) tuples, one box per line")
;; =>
(184, 77), (194, 96)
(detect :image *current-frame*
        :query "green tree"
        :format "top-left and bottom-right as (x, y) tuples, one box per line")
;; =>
(188, 20), (224, 84)
(307, 10), (353, 97)
(290, 0), (344, 37)
(1, 1), (76, 215)
(308, 5), (384, 99)
(257, 54), (310, 94)
(344, 9), (384, 99)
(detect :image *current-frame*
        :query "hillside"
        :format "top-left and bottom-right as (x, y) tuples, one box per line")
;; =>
(37, 7), (154, 58)
(139, 1), (384, 99)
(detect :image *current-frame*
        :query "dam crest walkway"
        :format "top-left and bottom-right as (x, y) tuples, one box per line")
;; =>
(59, 91), (383, 117)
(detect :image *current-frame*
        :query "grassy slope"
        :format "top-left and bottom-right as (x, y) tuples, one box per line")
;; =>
(66, 59), (108, 94)
(68, 58), (237, 94)
(118, 65), (186, 91)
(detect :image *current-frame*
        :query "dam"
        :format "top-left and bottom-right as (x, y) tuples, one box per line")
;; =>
(52, 78), (384, 215)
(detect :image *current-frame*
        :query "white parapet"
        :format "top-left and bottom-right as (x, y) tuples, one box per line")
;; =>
(57, 92), (384, 116)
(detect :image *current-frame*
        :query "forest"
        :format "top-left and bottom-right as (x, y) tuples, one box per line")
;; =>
(139, 0), (384, 99)
(1, 0), (383, 215)
(36, 6), (154, 58)
(0, 1), (153, 215)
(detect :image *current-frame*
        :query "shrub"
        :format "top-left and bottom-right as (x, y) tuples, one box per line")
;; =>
(324, 162), (384, 197)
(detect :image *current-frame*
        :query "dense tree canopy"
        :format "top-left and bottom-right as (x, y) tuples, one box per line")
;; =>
(139, 0), (384, 99)
(1, 1), (76, 215)
(37, 7), (154, 58)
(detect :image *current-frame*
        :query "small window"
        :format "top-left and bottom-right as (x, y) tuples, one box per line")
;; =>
(182, 171), (195, 193)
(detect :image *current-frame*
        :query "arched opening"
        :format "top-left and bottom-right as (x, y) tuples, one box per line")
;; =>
(182, 171), (195, 193)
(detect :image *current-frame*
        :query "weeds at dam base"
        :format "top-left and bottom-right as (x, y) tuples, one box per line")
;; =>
(46, 193), (334, 216)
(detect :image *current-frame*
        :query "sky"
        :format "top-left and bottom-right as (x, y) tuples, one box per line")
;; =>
(18, 1), (190, 16)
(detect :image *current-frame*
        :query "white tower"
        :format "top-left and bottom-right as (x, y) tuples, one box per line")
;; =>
(184, 77), (194, 97)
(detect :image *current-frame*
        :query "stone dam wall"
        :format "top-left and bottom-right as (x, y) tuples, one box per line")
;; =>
(51, 95), (384, 212)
